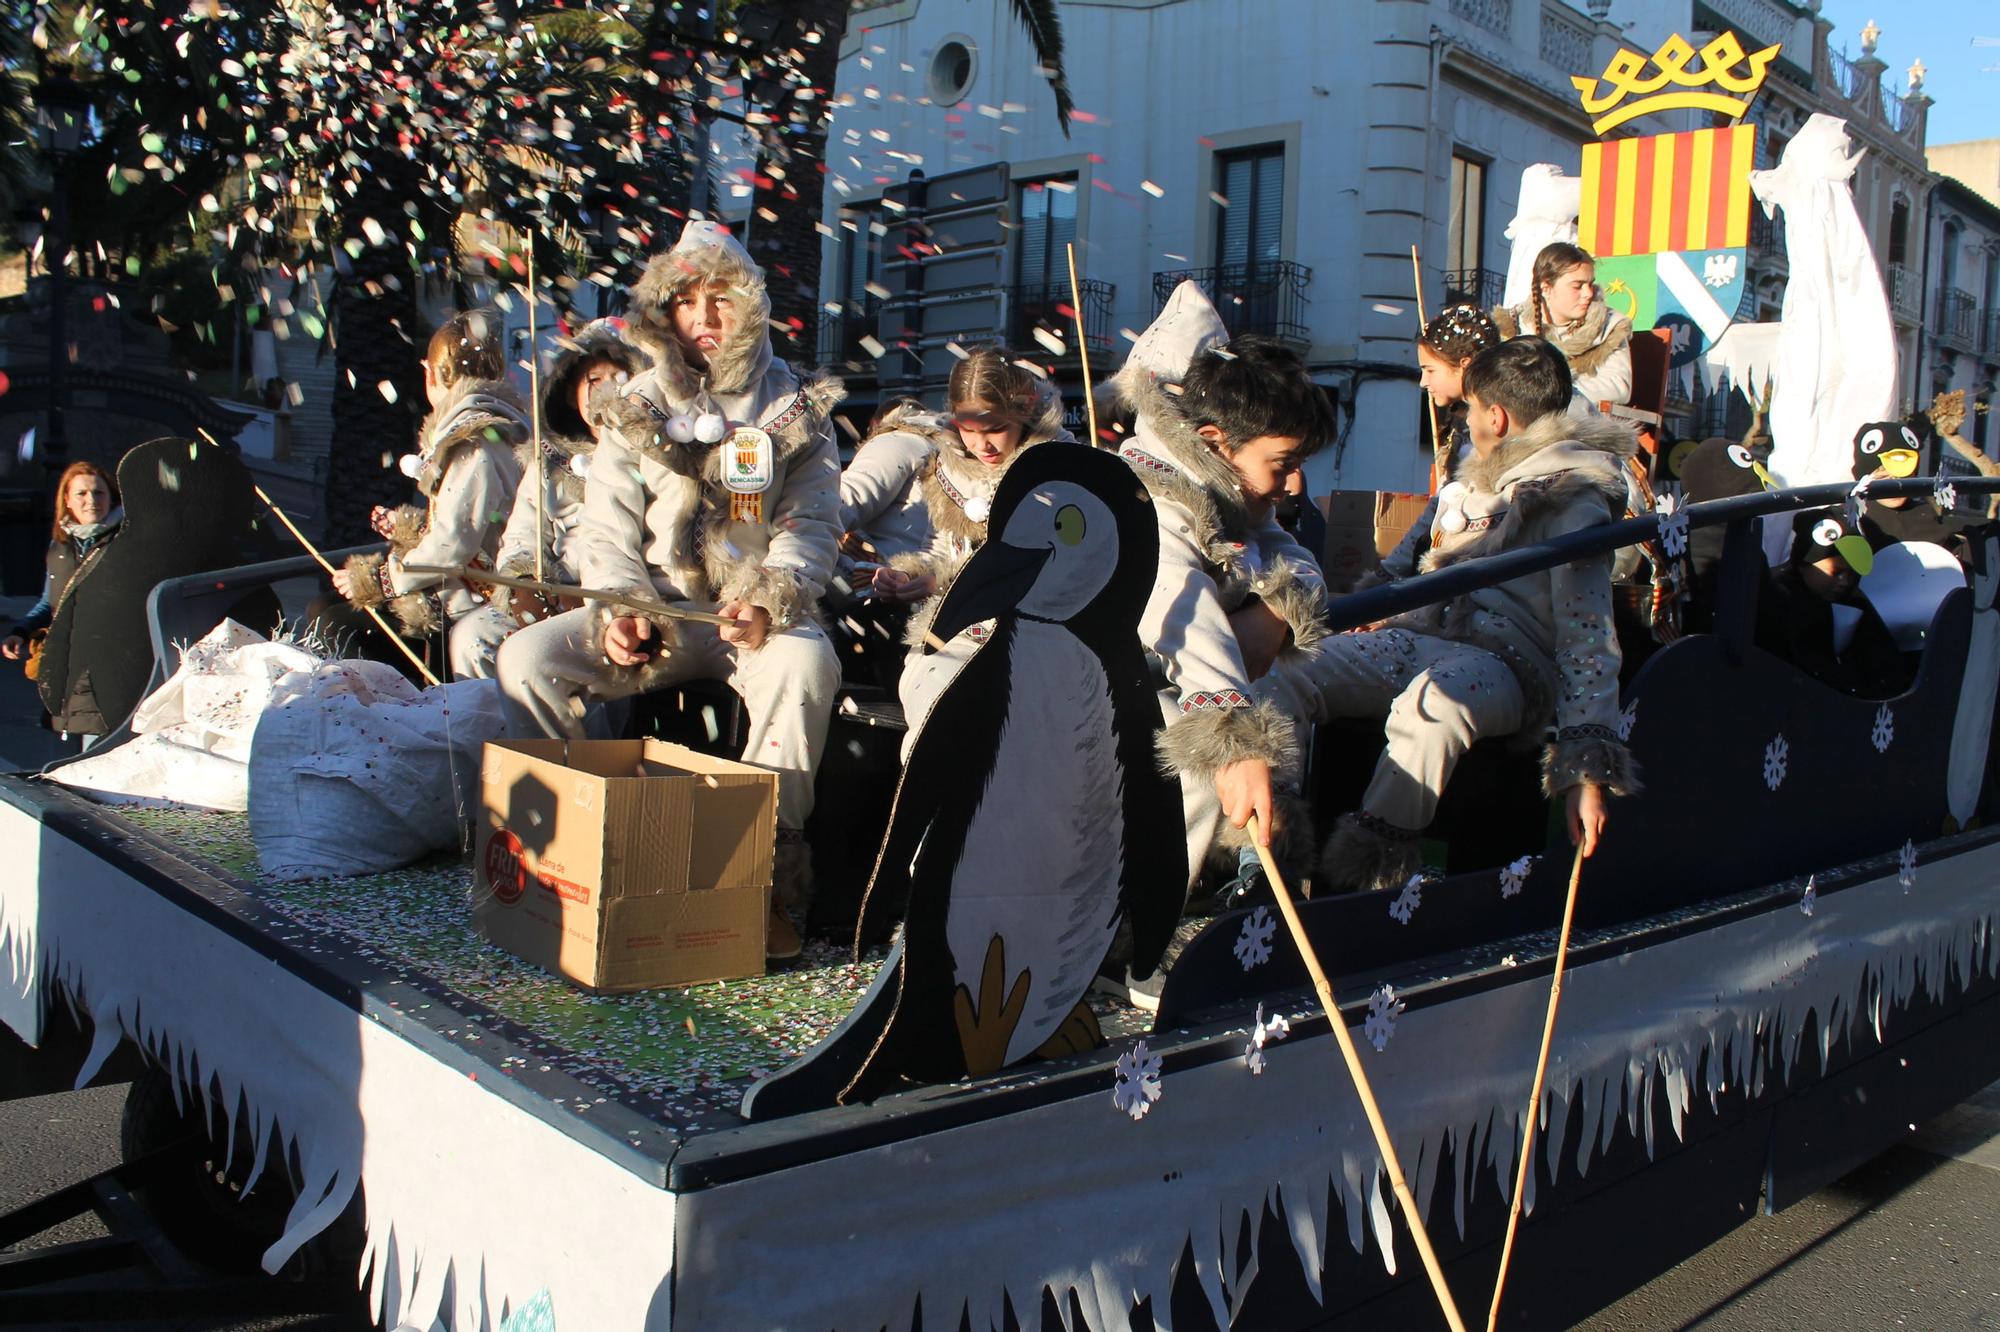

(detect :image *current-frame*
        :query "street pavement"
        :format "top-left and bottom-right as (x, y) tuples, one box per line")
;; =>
(0, 599), (1994, 1330)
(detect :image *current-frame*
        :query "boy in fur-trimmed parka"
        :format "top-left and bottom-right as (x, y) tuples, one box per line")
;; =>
(1316, 337), (1639, 891)
(488, 318), (648, 623)
(1115, 283), (1339, 898)
(335, 309), (527, 679)
(493, 220), (843, 960)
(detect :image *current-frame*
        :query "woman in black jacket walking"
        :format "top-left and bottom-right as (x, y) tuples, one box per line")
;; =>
(2, 460), (123, 734)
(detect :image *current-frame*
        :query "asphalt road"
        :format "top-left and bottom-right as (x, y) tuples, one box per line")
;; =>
(0, 601), (1995, 1331)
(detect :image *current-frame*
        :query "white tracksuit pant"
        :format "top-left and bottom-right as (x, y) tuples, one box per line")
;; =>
(494, 606), (840, 831)
(448, 603), (513, 681)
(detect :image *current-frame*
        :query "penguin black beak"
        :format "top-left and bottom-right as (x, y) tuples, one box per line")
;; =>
(924, 541), (1050, 652)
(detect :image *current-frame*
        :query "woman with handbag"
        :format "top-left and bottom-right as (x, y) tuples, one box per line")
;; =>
(2, 461), (123, 725)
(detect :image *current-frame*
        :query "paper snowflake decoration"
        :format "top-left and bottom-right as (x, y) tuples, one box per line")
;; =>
(1364, 985), (1405, 1052)
(1244, 1003), (1292, 1075)
(1616, 698), (1639, 742)
(1234, 905), (1277, 971)
(1933, 478), (1958, 513)
(1871, 704), (1894, 754)
(1654, 493), (1689, 560)
(1499, 854), (1537, 899)
(1388, 874), (1426, 925)
(1800, 875), (1817, 917)
(1899, 840), (1917, 894)
(1763, 733), (1789, 791)
(1112, 1041), (1164, 1120)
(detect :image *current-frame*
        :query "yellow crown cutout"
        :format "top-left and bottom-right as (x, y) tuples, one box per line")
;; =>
(1571, 31), (1782, 135)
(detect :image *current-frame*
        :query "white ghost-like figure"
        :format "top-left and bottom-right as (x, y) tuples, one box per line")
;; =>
(1501, 164), (1582, 309)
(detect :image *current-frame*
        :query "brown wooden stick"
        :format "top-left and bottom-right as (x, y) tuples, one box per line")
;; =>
(526, 246), (547, 586)
(401, 564), (743, 627)
(1066, 242), (1101, 446)
(1411, 245), (1448, 494)
(1485, 844), (1588, 1332)
(250, 484), (442, 688)
(1246, 814), (1469, 1332)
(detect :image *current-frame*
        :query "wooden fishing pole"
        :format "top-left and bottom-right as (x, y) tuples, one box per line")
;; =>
(525, 242), (547, 585)
(1065, 242), (1101, 446)
(1485, 844), (1588, 1332)
(1411, 245), (1448, 495)
(249, 483), (442, 688)
(401, 564), (743, 627)
(1246, 814), (1469, 1332)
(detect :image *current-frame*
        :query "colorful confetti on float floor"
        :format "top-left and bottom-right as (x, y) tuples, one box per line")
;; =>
(113, 804), (1152, 1133)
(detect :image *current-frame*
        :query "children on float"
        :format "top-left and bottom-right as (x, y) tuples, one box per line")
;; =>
(1494, 242), (1633, 409)
(1369, 304), (1503, 585)
(1847, 417), (1979, 563)
(487, 318), (648, 625)
(333, 310), (527, 679)
(1315, 337), (1639, 891)
(1757, 507), (1909, 698)
(493, 220), (844, 960)
(1113, 283), (1339, 901)
(878, 350), (1074, 743)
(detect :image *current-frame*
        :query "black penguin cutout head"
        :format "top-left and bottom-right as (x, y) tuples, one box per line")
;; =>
(1852, 419), (1923, 482)
(1789, 506), (1874, 576)
(927, 442), (1158, 650)
(1679, 436), (1768, 504)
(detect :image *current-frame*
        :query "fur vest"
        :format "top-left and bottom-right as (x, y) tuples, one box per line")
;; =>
(1390, 410), (1641, 797)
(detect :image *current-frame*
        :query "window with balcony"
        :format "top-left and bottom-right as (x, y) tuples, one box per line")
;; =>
(1446, 152), (1501, 311)
(1888, 196), (1910, 266)
(1010, 176), (1108, 358)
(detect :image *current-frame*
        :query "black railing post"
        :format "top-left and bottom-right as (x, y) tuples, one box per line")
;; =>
(1712, 517), (1766, 666)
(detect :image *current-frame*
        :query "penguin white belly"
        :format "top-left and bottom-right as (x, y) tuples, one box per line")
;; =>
(946, 621), (1126, 1066)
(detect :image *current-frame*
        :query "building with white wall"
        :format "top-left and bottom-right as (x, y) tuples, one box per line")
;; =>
(1917, 175), (2000, 457)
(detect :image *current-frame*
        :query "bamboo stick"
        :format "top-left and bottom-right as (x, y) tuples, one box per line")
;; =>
(1246, 814), (1469, 1332)
(1412, 245), (1448, 495)
(1065, 242), (1101, 447)
(525, 245), (547, 585)
(1485, 845), (1589, 1332)
(400, 564), (743, 627)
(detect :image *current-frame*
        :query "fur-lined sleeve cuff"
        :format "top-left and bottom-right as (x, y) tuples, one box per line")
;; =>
(1251, 559), (1330, 656)
(386, 504), (427, 555)
(343, 552), (391, 610)
(1156, 698), (1300, 782)
(586, 590), (683, 664)
(1540, 726), (1641, 798)
(719, 564), (813, 631)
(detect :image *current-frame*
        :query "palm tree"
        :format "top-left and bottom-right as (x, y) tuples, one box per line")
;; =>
(745, 0), (1073, 360)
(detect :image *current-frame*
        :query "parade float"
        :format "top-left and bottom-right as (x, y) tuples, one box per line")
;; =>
(2, 30), (1997, 1332)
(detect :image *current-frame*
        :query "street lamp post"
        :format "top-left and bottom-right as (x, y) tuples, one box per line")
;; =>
(34, 70), (91, 465)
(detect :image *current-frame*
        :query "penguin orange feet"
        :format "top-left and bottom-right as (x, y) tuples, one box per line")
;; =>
(1033, 1000), (1104, 1060)
(953, 934), (1030, 1076)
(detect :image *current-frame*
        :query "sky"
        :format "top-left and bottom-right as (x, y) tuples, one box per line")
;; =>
(1815, 0), (1997, 147)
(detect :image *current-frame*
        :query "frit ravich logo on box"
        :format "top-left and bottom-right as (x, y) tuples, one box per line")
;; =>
(486, 829), (528, 905)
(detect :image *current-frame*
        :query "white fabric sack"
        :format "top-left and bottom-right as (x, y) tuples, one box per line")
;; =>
(52, 619), (322, 811)
(248, 663), (506, 882)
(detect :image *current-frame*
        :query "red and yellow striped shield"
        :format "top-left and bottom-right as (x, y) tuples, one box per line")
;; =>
(1579, 124), (1753, 258)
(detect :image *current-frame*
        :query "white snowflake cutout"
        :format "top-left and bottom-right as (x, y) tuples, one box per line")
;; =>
(1763, 733), (1789, 791)
(1234, 905), (1276, 970)
(1871, 703), (1894, 754)
(1899, 840), (1917, 894)
(1388, 874), (1425, 925)
(1498, 854), (1537, 899)
(1654, 493), (1689, 560)
(1364, 984), (1405, 1052)
(1112, 1040), (1164, 1120)
(1616, 698), (1639, 742)
(1244, 1003), (1292, 1075)
(1933, 478), (1957, 513)
(1799, 875), (1817, 917)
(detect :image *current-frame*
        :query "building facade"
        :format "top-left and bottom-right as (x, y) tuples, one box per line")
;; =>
(1916, 175), (2000, 457)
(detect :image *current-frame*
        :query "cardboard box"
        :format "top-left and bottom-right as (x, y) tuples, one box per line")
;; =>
(473, 738), (775, 992)
(1320, 490), (1431, 590)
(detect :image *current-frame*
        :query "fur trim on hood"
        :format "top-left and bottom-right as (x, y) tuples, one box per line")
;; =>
(921, 375), (1073, 549)
(1418, 410), (1636, 575)
(412, 378), (530, 498)
(626, 220), (773, 398)
(542, 318), (650, 446)
(1115, 368), (1262, 556)
(1493, 299), (1634, 380)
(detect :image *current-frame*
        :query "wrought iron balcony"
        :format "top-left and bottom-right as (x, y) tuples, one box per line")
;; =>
(1442, 267), (1505, 313)
(1937, 287), (1978, 350)
(1151, 261), (1312, 346)
(815, 295), (883, 366)
(1886, 264), (1921, 322)
(1009, 278), (1113, 360)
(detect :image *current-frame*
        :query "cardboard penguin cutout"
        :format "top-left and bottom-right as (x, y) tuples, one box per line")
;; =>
(39, 436), (272, 737)
(743, 443), (1185, 1119)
